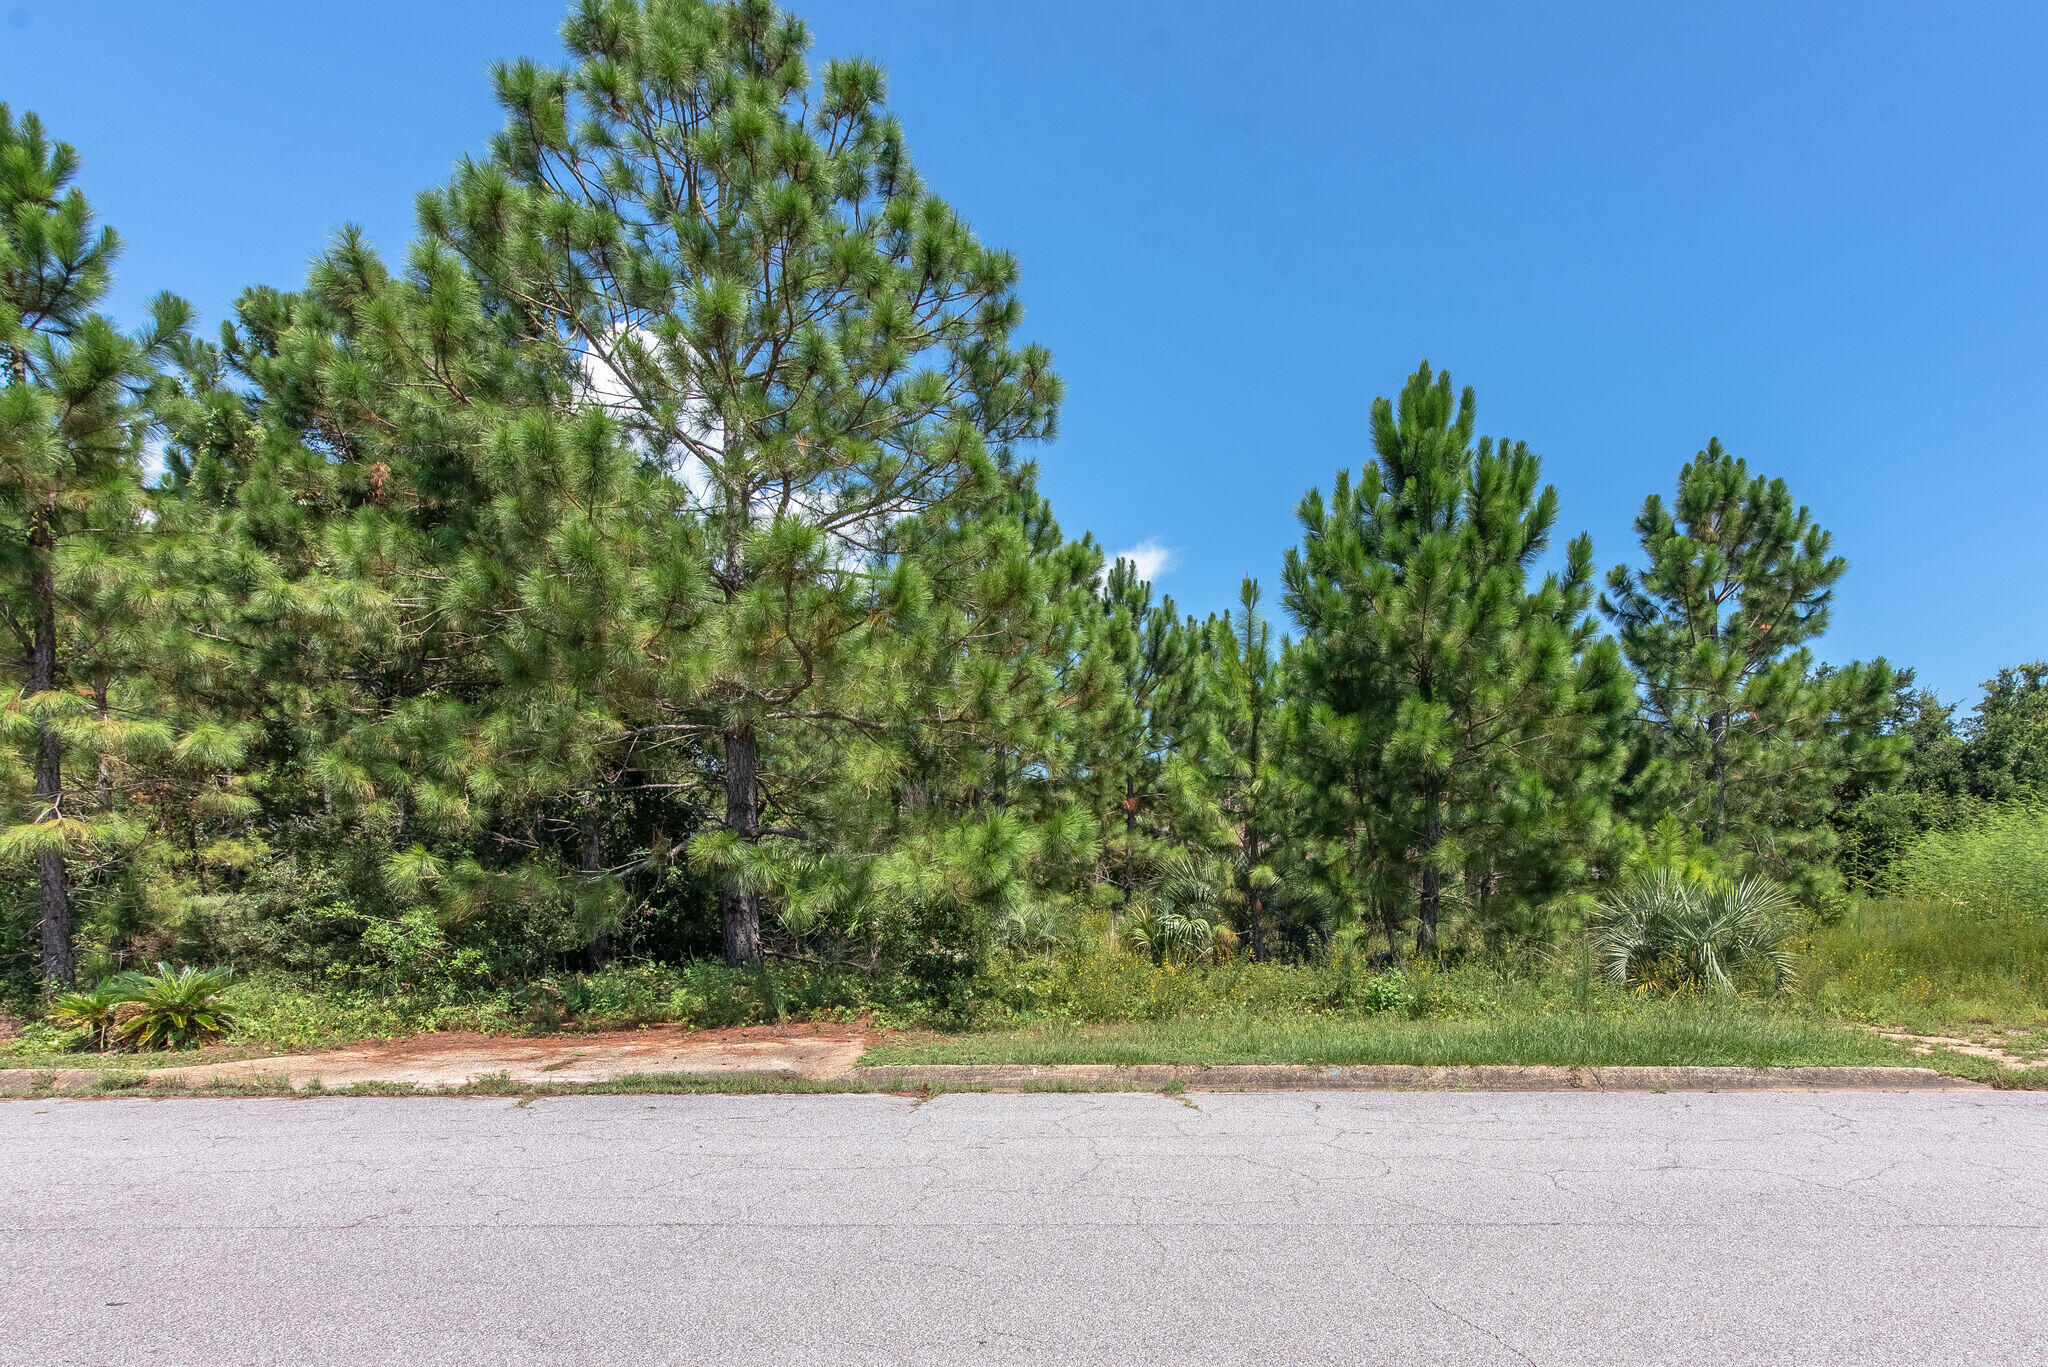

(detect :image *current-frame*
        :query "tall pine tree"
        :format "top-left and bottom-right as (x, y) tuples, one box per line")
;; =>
(158, 224), (665, 976)
(1, 106), (187, 986)
(1197, 578), (1292, 959)
(420, 0), (1061, 961)
(1284, 363), (1633, 957)
(1602, 439), (1899, 895)
(1084, 560), (1207, 914)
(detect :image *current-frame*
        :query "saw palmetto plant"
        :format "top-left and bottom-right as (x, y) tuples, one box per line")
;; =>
(1591, 870), (1798, 995)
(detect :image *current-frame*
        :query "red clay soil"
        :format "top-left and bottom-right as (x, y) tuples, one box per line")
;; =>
(334, 1018), (875, 1067)
(109, 1018), (882, 1090)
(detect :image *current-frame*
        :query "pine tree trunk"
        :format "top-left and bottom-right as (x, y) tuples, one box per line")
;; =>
(580, 803), (613, 971)
(30, 505), (72, 988)
(1123, 776), (1138, 912)
(1246, 825), (1265, 963)
(1246, 696), (1265, 962)
(1416, 800), (1443, 960)
(1709, 711), (1728, 845)
(94, 680), (113, 812)
(1377, 890), (1405, 968)
(720, 721), (763, 964)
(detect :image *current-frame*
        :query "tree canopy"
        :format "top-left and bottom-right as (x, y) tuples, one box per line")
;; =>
(0, 1), (1953, 998)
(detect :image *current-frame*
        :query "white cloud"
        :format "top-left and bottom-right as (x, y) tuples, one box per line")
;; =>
(140, 436), (168, 487)
(1109, 536), (1178, 584)
(573, 328), (927, 572)
(578, 328), (723, 508)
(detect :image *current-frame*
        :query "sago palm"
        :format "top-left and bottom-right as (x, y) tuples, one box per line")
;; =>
(112, 963), (239, 1051)
(48, 979), (130, 1052)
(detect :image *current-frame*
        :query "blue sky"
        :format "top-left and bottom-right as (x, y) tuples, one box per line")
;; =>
(5, 1), (2043, 705)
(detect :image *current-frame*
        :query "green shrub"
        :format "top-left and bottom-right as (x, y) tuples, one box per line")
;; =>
(1359, 968), (1415, 1015)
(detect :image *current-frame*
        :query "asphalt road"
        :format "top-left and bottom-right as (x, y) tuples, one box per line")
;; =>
(5, 1091), (2047, 1366)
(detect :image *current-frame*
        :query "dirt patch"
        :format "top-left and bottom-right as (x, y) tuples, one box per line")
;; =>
(140, 1021), (875, 1091)
(1867, 1027), (2045, 1070)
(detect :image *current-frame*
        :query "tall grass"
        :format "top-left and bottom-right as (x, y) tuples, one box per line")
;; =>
(1797, 898), (2048, 1030)
(975, 932), (1618, 1025)
(1786, 804), (2048, 1032)
(1887, 802), (2048, 919)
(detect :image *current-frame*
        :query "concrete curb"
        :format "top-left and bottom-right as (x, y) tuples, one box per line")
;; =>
(0, 1061), (1994, 1097)
(851, 1063), (1990, 1093)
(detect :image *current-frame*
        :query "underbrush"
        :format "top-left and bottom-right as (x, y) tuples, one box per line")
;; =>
(223, 959), (906, 1053)
(0, 960), (911, 1064)
(1787, 807), (2048, 1034)
(8, 890), (2045, 1067)
(1796, 897), (2048, 1032)
(971, 937), (1604, 1025)
(1886, 803), (2048, 918)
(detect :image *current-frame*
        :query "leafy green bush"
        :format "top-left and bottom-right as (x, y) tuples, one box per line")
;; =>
(1359, 968), (1415, 1015)
(111, 963), (239, 1051)
(1591, 870), (1797, 994)
(1887, 803), (2048, 919)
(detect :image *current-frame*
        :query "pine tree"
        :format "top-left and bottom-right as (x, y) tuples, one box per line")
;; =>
(153, 2), (1085, 983)
(0, 106), (187, 986)
(1602, 439), (1900, 895)
(157, 228), (654, 975)
(1083, 560), (1208, 914)
(763, 468), (1106, 978)
(420, 0), (1060, 961)
(1198, 578), (1289, 958)
(1284, 363), (1634, 957)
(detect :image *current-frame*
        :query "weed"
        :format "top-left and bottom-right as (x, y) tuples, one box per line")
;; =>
(92, 1071), (149, 1092)
(1799, 898), (2048, 1031)
(1359, 969), (1415, 1015)
(336, 1081), (425, 1097)
(1889, 803), (2048, 918)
